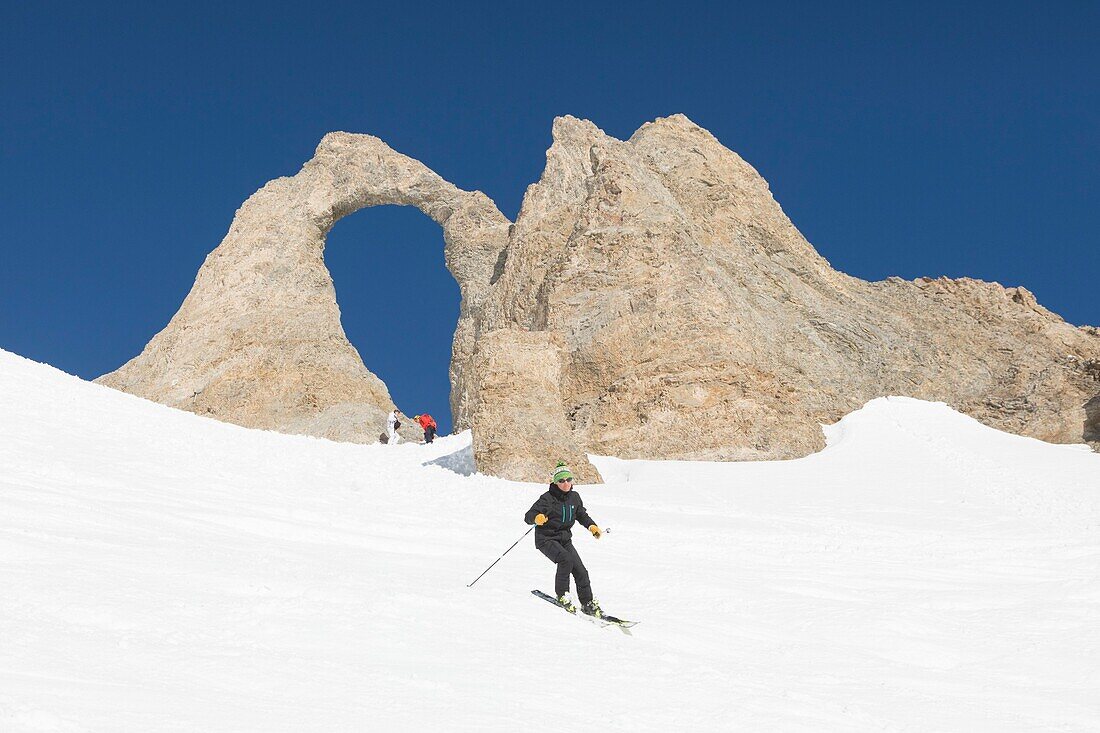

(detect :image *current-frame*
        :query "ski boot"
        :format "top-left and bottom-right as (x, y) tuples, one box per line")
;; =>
(581, 599), (603, 618)
(556, 593), (577, 613)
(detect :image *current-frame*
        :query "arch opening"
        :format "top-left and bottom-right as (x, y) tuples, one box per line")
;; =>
(325, 204), (459, 435)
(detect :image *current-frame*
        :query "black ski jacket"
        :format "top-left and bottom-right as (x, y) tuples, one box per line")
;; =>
(524, 484), (596, 548)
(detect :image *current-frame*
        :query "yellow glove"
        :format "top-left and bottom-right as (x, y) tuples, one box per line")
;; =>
(589, 525), (602, 539)
(534, 514), (548, 526)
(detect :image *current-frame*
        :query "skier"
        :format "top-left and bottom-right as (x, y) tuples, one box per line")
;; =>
(413, 413), (437, 443)
(524, 461), (604, 616)
(386, 409), (402, 445)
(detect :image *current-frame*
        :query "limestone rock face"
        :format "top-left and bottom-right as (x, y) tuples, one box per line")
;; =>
(468, 329), (599, 483)
(97, 132), (510, 443)
(470, 114), (1099, 475)
(99, 115), (1100, 480)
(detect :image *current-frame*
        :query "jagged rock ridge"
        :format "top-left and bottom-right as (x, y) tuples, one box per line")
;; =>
(98, 115), (1100, 480)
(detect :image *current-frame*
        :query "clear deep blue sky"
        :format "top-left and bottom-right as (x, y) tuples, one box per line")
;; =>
(2, 2), (1097, 433)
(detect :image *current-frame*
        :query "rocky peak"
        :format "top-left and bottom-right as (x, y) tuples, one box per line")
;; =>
(97, 115), (1100, 482)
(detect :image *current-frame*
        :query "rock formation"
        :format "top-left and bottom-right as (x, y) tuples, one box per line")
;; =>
(98, 115), (1100, 479)
(97, 132), (510, 445)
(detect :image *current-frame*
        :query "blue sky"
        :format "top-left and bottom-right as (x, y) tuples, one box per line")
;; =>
(2, 1), (1096, 433)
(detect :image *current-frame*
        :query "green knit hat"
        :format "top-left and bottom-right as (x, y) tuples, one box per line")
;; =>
(551, 461), (574, 483)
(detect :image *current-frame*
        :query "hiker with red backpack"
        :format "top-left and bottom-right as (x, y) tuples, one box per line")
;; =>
(413, 413), (437, 443)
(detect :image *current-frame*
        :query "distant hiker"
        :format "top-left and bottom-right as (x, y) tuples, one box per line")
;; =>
(413, 413), (438, 443)
(387, 409), (402, 445)
(524, 461), (604, 617)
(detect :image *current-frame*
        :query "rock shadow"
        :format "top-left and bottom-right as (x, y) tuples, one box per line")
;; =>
(1085, 394), (1100, 450)
(424, 443), (475, 476)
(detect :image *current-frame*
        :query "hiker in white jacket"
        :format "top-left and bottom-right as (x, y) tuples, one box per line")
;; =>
(387, 409), (402, 445)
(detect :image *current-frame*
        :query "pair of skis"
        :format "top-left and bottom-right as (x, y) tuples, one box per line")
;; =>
(531, 590), (638, 633)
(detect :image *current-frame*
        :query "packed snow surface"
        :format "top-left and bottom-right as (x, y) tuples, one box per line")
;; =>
(1, 348), (1098, 731)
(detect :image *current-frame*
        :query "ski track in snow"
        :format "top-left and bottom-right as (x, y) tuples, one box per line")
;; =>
(1, 348), (1098, 731)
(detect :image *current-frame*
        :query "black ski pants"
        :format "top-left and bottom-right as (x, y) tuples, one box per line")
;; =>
(424, 425), (436, 443)
(538, 539), (592, 604)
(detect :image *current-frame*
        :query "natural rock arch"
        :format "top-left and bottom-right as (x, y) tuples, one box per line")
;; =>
(98, 132), (511, 443)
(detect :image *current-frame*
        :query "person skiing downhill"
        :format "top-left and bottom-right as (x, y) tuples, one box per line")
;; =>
(386, 409), (402, 445)
(524, 461), (604, 616)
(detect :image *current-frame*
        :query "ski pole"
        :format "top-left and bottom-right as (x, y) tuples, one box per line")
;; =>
(467, 526), (534, 588)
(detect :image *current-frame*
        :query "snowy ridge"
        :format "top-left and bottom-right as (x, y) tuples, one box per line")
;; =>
(1, 348), (1098, 731)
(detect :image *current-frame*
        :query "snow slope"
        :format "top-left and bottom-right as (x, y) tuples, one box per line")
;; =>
(1, 347), (1098, 731)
